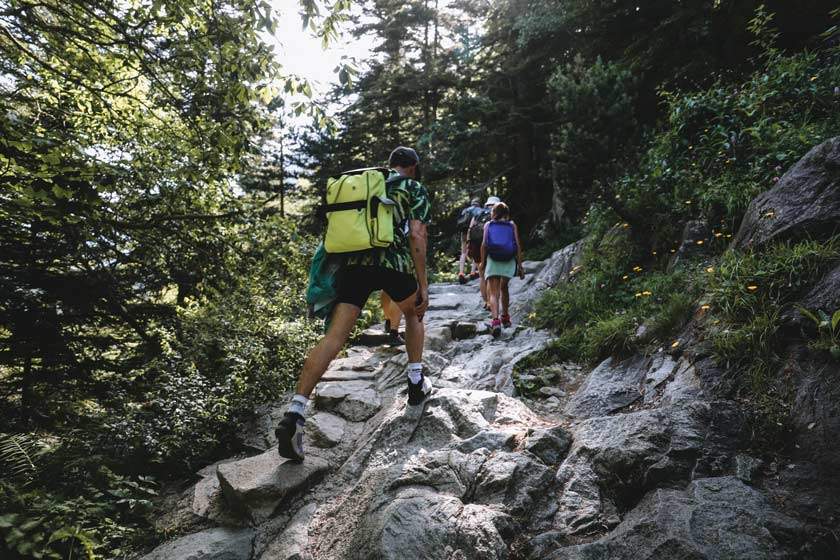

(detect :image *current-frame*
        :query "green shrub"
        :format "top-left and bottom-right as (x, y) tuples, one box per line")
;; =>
(583, 312), (638, 362)
(532, 221), (697, 364)
(798, 308), (840, 360)
(614, 50), (840, 244)
(702, 237), (840, 389)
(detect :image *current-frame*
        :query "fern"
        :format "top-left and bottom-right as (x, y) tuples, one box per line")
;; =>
(0, 433), (47, 484)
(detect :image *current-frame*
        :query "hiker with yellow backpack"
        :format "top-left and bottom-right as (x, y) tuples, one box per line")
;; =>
(277, 147), (432, 462)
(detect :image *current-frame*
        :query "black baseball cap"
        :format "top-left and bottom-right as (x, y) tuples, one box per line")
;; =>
(388, 146), (420, 166)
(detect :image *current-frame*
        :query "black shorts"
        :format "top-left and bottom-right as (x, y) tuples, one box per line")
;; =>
(336, 265), (418, 309)
(468, 240), (482, 262)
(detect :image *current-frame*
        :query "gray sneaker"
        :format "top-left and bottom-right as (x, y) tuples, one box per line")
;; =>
(275, 412), (305, 462)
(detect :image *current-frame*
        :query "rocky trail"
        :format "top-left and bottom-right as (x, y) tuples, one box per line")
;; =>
(144, 207), (839, 559)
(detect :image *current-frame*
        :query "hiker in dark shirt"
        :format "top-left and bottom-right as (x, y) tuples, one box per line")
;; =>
(469, 196), (499, 309)
(457, 199), (483, 284)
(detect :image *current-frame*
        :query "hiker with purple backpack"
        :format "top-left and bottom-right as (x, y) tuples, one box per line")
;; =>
(480, 202), (524, 338)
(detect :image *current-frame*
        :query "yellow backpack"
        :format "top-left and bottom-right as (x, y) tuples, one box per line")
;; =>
(324, 168), (402, 254)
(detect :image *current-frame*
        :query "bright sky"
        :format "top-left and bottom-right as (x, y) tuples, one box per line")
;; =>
(267, 1), (375, 98)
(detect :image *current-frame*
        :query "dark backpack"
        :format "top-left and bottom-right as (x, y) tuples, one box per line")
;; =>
(456, 206), (475, 231)
(468, 209), (491, 243)
(485, 220), (517, 260)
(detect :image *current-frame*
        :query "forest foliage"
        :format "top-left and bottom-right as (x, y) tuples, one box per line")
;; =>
(1, 0), (839, 557)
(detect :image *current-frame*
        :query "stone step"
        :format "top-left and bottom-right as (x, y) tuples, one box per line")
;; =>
(313, 380), (382, 421)
(139, 527), (255, 560)
(217, 450), (329, 524)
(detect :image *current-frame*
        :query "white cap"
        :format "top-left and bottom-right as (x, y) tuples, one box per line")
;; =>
(484, 196), (501, 207)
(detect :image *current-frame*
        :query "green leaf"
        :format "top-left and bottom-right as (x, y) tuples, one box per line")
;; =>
(797, 306), (819, 326)
(832, 309), (840, 331)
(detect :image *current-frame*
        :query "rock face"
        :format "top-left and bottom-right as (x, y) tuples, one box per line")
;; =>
(564, 356), (646, 419)
(544, 477), (806, 560)
(781, 262), (840, 327)
(733, 136), (840, 249)
(153, 231), (837, 559)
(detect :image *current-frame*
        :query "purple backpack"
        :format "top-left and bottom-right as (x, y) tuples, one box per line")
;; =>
(485, 221), (517, 260)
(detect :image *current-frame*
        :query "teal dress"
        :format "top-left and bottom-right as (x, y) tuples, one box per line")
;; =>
(485, 255), (516, 278)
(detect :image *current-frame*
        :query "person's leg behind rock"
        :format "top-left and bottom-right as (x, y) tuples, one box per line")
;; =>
(381, 292), (404, 344)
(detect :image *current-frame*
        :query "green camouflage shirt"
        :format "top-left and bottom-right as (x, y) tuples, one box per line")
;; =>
(344, 170), (431, 274)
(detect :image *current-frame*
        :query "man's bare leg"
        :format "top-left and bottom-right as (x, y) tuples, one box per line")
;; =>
(394, 291), (431, 404)
(295, 303), (361, 398)
(277, 303), (361, 462)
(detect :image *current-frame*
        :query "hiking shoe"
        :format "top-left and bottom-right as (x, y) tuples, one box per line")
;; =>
(407, 374), (433, 406)
(384, 319), (392, 333)
(491, 318), (502, 338)
(275, 412), (305, 462)
(501, 314), (512, 328)
(458, 273), (467, 285)
(388, 329), (405, 346)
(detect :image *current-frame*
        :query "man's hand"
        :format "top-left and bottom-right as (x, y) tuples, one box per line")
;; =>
(415, 285), (429, 320)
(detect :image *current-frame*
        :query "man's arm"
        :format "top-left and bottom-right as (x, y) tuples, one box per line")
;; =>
(408, 219), (429, 319)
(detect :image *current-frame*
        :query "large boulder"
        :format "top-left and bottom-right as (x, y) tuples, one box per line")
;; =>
(140, 527), (255, 560)
(554, 403), (739, 535)
(543, 477), (807, 560)
(733, 137), (840, 249)
(473, 451), (555, 516)
(512, 238), (585, 319)
(374, 488), (511, 560)
(789, 351), (840, 471)
(780, 262), (840, 327)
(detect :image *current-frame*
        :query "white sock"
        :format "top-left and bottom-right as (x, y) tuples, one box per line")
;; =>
(288, 394), (309, 417)
(407, 362), (423, 384)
